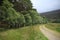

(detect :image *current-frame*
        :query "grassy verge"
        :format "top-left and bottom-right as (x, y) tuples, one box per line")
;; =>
(45, 23), (60, 33)
(0, 25), (48, 40)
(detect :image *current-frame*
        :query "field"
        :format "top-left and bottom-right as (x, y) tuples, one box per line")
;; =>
(45, 23), (60, 32)
(0, 25), (48, 40)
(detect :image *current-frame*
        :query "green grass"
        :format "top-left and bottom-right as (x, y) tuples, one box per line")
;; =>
(0, 25), (48, 40)
(45, 23), (60, 32)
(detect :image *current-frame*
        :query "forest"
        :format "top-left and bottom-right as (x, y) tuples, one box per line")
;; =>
(0, 0), (48, 28)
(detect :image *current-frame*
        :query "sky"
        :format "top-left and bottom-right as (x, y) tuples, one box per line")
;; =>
(30, 0), (60, 13)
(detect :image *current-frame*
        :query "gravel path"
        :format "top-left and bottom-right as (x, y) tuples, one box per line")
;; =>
(40, 25), (60, 40)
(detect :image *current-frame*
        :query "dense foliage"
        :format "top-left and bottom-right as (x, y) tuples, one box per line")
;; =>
(9, 0), (32, 12)
(0, 0), (48, 28)
(51, 19), (60, 23)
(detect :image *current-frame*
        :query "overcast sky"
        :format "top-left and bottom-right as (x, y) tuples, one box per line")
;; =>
(30, 0), (60, 13)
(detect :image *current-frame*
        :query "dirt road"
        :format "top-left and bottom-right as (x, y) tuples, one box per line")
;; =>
(40, 25), (60, 40)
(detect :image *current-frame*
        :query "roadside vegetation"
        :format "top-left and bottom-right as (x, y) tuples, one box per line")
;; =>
(45, 23), (60, 32)
(0, 25), (48, 40)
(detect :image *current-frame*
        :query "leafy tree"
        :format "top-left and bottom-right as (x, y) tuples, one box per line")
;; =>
(41, 16), (49, 24)
(0, 0), (25, 28)
(21, 11), (28, 15)
(17, 13), (25, 27)
(9, 0), (32, 12)
(28, 10), (42, 24)
(20, 11), (32, 26)
(24, 14), (32, 26)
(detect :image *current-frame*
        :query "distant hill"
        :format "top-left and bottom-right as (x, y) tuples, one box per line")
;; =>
(40, 10), (60, 22)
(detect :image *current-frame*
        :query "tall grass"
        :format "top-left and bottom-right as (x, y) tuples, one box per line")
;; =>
(45, 23), (60, 32)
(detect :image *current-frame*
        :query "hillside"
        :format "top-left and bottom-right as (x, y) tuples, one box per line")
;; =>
(40, 10), (60, 19)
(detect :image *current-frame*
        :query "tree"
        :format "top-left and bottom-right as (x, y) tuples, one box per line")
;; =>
(24, 14), (32, 26)
(28, 10), (43, 24)
(20, 11), (32, 26)
(17, 13), (25, 27)
(9, 0), (32, 12)
(0, 0), (48, 28)
(41, 16), (49, 24)
(0, 0), (25, 28)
